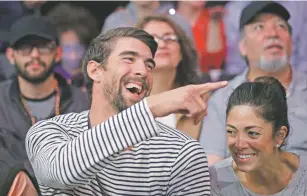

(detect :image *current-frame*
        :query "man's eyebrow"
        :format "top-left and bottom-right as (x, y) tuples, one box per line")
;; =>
(119, 50), (140, 57)
(119, 50), (156, 67)
(252, 18), (264, 23)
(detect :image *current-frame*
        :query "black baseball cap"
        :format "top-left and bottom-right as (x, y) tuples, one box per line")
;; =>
(9, 14), (59, 47)
(239, 1), (290, 30)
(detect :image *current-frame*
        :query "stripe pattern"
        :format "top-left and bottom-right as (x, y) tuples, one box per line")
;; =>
(26, 99), (210, 195)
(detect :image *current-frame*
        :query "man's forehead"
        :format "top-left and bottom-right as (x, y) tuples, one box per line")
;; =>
(113, 37), (153, 57)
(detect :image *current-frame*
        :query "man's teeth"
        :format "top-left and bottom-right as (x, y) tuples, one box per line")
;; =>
(125, 83), (142, 93)
(237, 154), (254, 159)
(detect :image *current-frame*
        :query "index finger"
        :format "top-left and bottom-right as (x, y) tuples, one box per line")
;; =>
(199, 81), (228, 95)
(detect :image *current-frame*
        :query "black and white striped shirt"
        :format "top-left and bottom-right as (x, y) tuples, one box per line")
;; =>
(26, 99), (210, 195)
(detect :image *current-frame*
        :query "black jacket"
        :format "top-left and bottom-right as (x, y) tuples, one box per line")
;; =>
(0, 74), (90, 176)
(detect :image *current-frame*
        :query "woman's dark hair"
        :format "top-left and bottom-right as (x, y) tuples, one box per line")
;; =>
(226, 76), (290, 147)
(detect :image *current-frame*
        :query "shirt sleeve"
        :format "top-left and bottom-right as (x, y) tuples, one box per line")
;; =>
(198, 95), (228, 158)
(167, 140), (210, 195)
(25, 99), (159, 189)
(209, 167), (222, 196)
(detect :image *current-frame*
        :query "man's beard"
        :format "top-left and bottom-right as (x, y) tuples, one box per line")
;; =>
(256, 37), (289, 73)
(15, 59), (55, 84)
(257, 55), (288, 73)
(103, 77), (149, 112)
(103, 84), (129, 112)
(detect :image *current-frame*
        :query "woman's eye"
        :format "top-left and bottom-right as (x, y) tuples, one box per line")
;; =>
(227, 130), (236, 136)
(248, 131), (260, 137)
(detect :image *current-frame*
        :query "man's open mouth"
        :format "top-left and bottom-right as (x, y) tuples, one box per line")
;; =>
(124, 82), (143, 95)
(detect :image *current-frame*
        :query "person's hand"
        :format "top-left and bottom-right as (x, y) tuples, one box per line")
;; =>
(147, 81), (228, 124)
(208, 6), (226, 22)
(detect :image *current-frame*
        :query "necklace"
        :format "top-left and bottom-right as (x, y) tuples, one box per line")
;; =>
(21, 79), (61, 125)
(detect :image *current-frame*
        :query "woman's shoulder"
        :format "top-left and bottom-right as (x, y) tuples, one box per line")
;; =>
(209, 157), (246, 196)
(284, 154), (307, 195)
(209, 157), (236, 182)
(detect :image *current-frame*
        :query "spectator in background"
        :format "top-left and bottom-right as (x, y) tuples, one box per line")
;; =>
(0, 0), (47, 80)
(102, 1), (194, 41)
(176, 1), (227, 79)
(210, 76), (307, 196)
(199, 2), (307, 166)
(137, 15), (202, 139)
(47, 3), (99, 89)
(224, 1), (307, 75)
(0, 15), (89, 176)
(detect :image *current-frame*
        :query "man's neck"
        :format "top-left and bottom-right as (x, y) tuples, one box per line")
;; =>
(18, 75), (57, 99)
(176, 2), (202, 26)
(151, 68), (176, 95)
(247, 65), (292, 89)
(89, 88), (118, 128)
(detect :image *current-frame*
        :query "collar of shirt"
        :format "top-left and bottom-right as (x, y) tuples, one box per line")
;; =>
(229, 68), (307, 98)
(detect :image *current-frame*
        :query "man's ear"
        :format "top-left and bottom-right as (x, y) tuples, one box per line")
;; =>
(275, 126), (288, 148)
(6, 48), (15, 65)
(87, 60), (102, 83)
(239, 38), (247, 57)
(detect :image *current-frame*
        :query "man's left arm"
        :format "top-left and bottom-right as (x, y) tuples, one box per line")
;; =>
(167, 140), (210, 196)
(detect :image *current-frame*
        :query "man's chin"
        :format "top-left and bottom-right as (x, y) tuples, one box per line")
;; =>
(19, 74), (51, 84)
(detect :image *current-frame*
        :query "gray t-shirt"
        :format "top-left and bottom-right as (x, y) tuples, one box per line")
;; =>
(209, 155), (307, 196)
(25, 93), (56, 122)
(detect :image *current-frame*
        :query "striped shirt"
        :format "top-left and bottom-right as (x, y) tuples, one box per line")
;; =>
(26, 99), (210, 195)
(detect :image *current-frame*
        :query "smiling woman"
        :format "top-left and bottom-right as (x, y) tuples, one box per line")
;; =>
(209, 76), (307, 196)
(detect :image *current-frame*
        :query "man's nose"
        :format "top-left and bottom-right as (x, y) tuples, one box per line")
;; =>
(266, 24), (279, 39)
(133, 60), (148, 77)
(30, 47), (40, 58)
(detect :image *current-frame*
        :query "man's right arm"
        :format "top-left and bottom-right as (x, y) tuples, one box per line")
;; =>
(26, 81), (228, 189)
(26, 99), (158, 189)
(198, 97), (227, 166)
